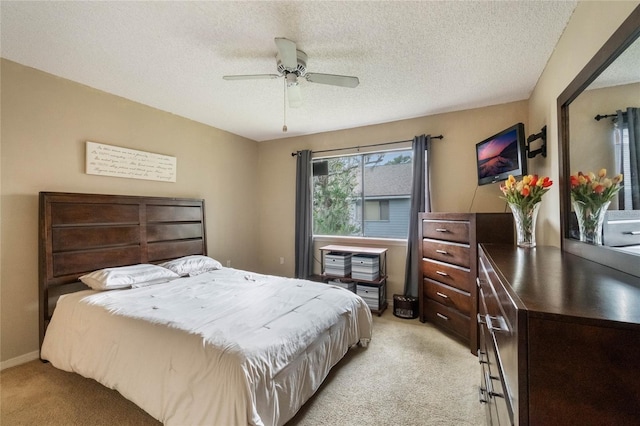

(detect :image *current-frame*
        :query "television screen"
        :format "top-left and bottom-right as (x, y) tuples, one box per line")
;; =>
(475, 123), (526, 186)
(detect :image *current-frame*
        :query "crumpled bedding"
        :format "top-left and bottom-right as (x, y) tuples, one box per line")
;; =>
(41, 268), (373, 426)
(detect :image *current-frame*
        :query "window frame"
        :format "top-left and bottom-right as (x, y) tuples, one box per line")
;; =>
(311, 147), (413, 240)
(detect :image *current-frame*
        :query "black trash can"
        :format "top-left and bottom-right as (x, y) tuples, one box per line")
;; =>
(393, 294), (418, 319)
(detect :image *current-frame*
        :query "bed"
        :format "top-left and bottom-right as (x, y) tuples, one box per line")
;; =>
(38, 192), (373, 426)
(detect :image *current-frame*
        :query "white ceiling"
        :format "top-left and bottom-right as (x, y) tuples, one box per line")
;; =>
(0, 1), (578, 142)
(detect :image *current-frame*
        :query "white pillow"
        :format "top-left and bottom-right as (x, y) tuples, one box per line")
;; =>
(79, 264), (179, 290)
(159, 255), (223, 276)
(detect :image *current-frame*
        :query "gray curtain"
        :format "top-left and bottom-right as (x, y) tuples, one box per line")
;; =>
(404, 134), (432, 297)
(614, 108), (640, 210)
(618, 108), (640, 210)
(294, 150), (313, 278)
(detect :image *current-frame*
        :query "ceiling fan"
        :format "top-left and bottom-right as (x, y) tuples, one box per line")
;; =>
(223, 38), (359, 109)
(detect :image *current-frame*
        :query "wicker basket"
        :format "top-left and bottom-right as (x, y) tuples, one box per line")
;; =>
(393, 294), (418, 319)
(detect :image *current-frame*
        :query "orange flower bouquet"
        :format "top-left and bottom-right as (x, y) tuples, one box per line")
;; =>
(500, 174), (553, 247)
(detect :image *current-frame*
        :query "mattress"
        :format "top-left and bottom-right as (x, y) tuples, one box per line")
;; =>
(41, 268), (373, 425)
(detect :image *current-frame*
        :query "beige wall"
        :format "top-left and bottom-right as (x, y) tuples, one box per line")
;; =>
(0, 59), (260, 363)
(257, 101), (529, 299)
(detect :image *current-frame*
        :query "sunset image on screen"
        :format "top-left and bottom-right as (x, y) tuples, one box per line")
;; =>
(477, 129), (519, 179)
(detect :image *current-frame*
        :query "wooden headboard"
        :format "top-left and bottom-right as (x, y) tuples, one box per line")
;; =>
(39, 192), (207, 349)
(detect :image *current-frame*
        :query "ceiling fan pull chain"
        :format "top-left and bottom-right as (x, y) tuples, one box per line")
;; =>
(282, 78), (288, 133)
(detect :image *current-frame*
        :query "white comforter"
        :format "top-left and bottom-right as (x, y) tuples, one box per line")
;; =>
(41, 268), (373, 425)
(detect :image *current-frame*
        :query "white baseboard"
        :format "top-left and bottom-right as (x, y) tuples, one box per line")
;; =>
(1, 350), (39, 371)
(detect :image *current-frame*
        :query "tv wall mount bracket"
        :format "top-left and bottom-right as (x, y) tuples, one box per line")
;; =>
(526, 125), (547, 158)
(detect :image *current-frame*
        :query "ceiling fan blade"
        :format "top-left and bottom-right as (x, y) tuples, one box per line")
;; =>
(287, 84), (303, 108)
(275, 37), (298, 70)
(223, 74), (280, 80)
(306, 73), (359, 88)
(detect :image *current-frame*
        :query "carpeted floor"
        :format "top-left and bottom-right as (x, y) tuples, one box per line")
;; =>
(1, 311), (485, 425)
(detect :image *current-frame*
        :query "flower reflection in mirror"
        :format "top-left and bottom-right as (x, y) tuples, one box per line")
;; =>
(570, 169), (623, 245)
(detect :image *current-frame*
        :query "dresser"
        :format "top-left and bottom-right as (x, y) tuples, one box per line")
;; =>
(418, 213), (513, 354)
(478, 244), (640, 425)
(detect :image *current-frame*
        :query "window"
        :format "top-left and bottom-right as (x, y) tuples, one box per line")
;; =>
(365, 200), (389, 221)
(312, 149), (413, 239)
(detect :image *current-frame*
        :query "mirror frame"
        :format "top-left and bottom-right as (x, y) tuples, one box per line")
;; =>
(558, 5), (640, 278)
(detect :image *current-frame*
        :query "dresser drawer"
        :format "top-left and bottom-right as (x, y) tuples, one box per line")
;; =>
(478, 277), (502, 322)
(422, 258), (471, 292)
(482, 331), (512, 425)
(423, 278), (471, 316)
(478, 250), (518, 423)
(479, 362), (500, 426)
(425, 299), (470, 341)
(422, 219), (470, 243)
(422, 238), (470, 268)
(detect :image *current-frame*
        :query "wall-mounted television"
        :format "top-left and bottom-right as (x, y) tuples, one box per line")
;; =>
(475, 122), (527, 186)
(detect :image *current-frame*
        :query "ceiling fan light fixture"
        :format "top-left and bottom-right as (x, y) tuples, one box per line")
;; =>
(285, 72), (298, 86)
(286, 84), (303, 108)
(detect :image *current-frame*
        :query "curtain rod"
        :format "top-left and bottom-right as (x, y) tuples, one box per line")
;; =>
(290, 134), (443, 157)
(594, 111), (627, 121)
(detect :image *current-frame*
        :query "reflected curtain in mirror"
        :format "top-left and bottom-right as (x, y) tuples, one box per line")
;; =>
(616, 108), (640, 209)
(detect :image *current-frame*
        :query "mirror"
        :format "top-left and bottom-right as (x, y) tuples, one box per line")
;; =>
(558, 6), (640, 278)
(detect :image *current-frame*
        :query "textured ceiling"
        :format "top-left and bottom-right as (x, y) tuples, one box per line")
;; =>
(1, 1), (578, 142)
(590, 36), (640, 90)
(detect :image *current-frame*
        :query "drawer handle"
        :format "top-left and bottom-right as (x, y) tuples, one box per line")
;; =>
(627, 231), (640, 235)
(436, 291), (449, 299)
(477, 313), (486, 325)
(436, 312), (449, 321)
(478, 386), (488, 404)
(435, 271), (449, 276)
(486, 314), (509, 334)
(435, 249), (449, 254)
(477, 349), (488, 364)
(484, 371), (505, 399)
(435, 228), (449, 233)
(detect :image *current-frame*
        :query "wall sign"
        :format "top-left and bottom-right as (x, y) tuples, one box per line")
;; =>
(85, 141), (177, 182)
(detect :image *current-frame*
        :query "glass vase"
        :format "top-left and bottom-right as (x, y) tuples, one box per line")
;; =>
(508, 202), (540, 248)
(572, 200), (610, 245)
